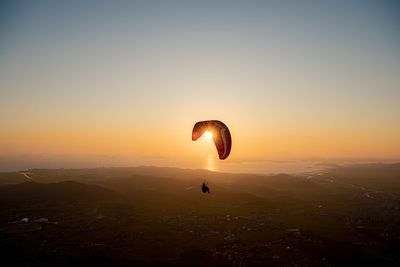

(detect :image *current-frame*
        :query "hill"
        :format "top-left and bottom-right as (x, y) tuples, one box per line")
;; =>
(0, 181), (123, 204)
(0, 163), (399, 266)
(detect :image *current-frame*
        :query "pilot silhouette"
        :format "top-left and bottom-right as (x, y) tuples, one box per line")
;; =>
(201, 181), (210, 194)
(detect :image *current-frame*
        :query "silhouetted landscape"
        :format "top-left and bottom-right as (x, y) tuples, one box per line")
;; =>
(1, 163), (399, 266)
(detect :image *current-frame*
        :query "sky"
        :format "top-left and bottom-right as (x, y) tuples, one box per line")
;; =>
(1, 0), (399, 172)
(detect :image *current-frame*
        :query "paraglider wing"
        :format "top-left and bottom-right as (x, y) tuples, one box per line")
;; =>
(192, 120), (232, 160)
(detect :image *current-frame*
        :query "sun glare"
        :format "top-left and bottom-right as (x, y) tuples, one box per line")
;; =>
(205, 131), (213, 140)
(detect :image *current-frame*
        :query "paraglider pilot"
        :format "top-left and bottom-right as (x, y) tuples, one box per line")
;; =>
(202, 182), (210, 194)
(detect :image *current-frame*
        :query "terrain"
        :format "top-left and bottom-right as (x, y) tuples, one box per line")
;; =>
(0, 163), (399, 266)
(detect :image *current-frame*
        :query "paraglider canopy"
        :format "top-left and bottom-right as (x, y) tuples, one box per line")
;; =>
(192, 120), (232, 160)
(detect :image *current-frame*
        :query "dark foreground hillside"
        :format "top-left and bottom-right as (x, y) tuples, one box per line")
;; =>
(0, 164), (399, 266)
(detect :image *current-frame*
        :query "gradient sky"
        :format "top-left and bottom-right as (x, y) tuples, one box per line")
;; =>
(1, 0), (399, 171)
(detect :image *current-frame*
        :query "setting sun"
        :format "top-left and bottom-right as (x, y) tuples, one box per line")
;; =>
(205, 131), (213, 140)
